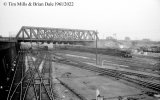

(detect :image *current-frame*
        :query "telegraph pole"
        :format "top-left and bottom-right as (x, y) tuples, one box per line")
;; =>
(96, 31), (98, 65)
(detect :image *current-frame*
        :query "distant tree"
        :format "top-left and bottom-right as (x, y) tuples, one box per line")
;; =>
(106, 36), (116, 42)
(106, 36), (114, 40)
(131, 41), (138, 46)
(142, 38), (150, 42)
(124, 37), (131, 41)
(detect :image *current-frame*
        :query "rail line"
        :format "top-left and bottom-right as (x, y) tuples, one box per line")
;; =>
(43, 51), (160, 81)
(36, 51), (87, 100)
(24, 52), (57, 100)
(30, 50), (160, 93)
(49, 52), (160, 93)
(7, 49), (88, 100)
(7, 49), (26, 100)
(55, 48), (158, 71)
(7, 47), (160, 100)
(7, 49), (57, 100)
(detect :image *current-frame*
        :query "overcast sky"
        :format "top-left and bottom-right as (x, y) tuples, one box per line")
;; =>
(0, 0), (160, 41)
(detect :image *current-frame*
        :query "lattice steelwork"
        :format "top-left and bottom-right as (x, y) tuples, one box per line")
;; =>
(16, 26), (98, 42)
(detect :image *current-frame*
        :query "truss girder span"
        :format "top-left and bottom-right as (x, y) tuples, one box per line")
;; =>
(16, 26), (98, 42)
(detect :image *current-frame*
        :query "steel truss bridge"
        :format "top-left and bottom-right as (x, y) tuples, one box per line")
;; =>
(16, 26), (98, 44)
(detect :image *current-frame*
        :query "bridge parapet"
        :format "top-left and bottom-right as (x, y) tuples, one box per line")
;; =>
(0, 37), (17, 42)
(16, 26), (98, 42)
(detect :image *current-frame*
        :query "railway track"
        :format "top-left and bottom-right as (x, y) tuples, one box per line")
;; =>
(7, 50), (57, 100)
(7, 49), (87, 100)
(31, 50), (160, 92)
(8, 48), (159, 100)
(36, 51), (87, 100)
(49, 52), (160, 93)
(7, 49), (26, 100)
(56, 48), (157, 71)
(23, 52), (59, 100)
(47, 51), (160, 80)
(7, 45), (159, 100)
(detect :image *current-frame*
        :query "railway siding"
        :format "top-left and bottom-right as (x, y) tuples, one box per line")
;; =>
(51, 52), (160, 93)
